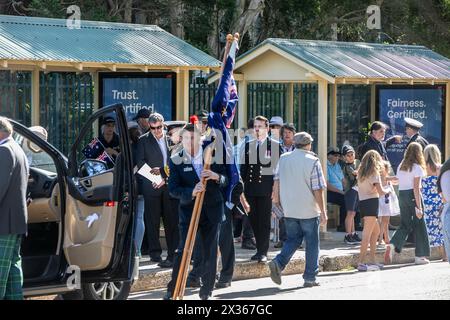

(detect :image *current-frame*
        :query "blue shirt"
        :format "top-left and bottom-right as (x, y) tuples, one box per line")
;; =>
(327, 160), (344, 191)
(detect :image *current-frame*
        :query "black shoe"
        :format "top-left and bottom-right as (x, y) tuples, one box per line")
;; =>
(186, 278), (201, 288)
(274, 241), (284, 249)
(352, 233), (362, 243)
(158, 259), (173, 268)
(215, 281), (231, 289)
(200, 294), (211, 300)
(303, 281), (320, 288)
(250, 253), (260, 261)
(258, 255), (268, 263)
(150, 256), (162, 263)
(336, 225), (346, 232)
(163, 292), (173, 300)
(242, 241), (257, 250)
(344, 234), (358, 245)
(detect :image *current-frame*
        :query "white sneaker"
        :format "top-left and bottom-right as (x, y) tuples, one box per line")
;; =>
(415, 257), (430, 265)
(384, 244), (394, 264)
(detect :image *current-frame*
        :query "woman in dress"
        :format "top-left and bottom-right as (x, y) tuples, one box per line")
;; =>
(422, 144), (447, 261)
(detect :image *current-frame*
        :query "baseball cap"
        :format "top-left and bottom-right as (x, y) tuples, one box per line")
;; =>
(327, 146), (341, 155)
(341, 145), (355, 155)
(269, 116), (284, 127)
(103, 116), (116, 125)
(133, 108), (151, 120)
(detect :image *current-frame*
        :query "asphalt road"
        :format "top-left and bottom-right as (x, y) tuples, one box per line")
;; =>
(129, 260), (450, 300)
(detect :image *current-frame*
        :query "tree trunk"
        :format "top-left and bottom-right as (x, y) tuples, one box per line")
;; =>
(169, 0), (184, 38)
(123, 0), (133, 23)
(230, 0), (265, 46)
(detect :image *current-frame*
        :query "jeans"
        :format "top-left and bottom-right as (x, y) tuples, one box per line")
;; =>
(134, 196), (145, 256)
(442, 204), (450, 265)
(274, 217), (320, 282)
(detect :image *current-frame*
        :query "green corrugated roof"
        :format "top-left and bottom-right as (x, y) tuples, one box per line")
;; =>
(239, 38), (450, 80)
(0, 14), (221, 68)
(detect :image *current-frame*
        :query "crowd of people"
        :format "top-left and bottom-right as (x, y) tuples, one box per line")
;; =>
(117, 108), (449, 299)
(0, 108), (450, 300)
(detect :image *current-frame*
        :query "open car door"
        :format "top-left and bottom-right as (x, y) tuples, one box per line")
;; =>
(64, 103), (135, 283)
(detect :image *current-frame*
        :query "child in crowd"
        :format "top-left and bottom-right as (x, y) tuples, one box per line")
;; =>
(341, 145), (361, 244)
(378, 161), (400, 247)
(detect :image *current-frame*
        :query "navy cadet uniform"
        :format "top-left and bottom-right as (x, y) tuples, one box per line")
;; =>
(240, 136), (282, 261)
(166, 148), (228, 300)
(404, 117), (429, 150)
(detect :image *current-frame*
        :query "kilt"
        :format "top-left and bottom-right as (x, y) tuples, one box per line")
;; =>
(0, 234), (23, 300)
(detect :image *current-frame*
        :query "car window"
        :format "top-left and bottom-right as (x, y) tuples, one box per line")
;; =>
(14, 132), (57, 173)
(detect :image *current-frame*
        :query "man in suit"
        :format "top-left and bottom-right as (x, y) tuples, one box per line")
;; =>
(240, 115), (282, 263)
(405, 117), (429, 150)
(0, 117), (29, 300)
(136, 112), (178, 268)
(165, 124), (228, 300)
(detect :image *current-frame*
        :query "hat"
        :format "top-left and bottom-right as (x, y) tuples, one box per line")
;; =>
(165, 120), (187, 131)
(133, 108), (151, 120)
(198, 109), (209, 122)
(327, 146), (341, 155)
(127, 121), (139, 129)
(341, 145), (355, 155)
(404, 117), (423, 130)
(269, 116), (284, 127)
(29, 126), (48, 141)
(294, 132), (314, 146)
(103, 116), (116, 125)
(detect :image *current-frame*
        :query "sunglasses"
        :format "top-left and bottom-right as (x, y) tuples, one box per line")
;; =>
(150, 125), (163, 130)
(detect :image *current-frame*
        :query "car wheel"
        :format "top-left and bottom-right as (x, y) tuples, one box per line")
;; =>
(83, 281), (131, 300)
(60, 281), (131, 300)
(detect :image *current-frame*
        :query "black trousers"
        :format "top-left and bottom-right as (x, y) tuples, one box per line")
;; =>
(327, 191), (347, 228)
(167, 213), (221, 297)
(189, 208), (235, 283)
(246, 195), (272, 256)
(233, 212), (254, 241)
(143, 187), (179, 261)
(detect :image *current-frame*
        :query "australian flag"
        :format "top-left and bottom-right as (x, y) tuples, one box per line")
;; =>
(205, 36), (240, 206)
(82, 137), (114, 167)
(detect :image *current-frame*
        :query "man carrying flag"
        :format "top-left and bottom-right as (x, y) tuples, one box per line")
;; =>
(165, 33), (240, 300)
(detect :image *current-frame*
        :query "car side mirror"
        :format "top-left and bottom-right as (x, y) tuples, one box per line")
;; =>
(79, 159), (108, 177)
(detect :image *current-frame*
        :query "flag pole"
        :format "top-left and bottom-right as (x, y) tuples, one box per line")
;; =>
(172, 33), (238, 300)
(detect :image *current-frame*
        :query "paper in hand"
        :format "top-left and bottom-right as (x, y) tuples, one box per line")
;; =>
(137, 163), (163, 185)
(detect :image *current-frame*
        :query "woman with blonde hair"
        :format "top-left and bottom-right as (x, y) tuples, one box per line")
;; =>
(385, 142), (431, 265)
(356, 150), (391, 271)
(422, 144), (446, 261)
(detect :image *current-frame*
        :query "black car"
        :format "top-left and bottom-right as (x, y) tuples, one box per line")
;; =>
(9, 104), (137, 300)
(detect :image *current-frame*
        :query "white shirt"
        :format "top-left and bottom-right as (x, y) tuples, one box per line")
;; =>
(155, 135), (168, 166)
(0, 137), (9, 145)
(397, 163), (425, 191)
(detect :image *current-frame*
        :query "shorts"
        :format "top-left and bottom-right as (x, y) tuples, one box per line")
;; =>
(359, 198), (379, 218)
(344, 189), (359, 212)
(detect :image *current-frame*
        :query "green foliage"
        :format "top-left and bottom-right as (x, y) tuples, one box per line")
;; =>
(7, 0), (450, 58)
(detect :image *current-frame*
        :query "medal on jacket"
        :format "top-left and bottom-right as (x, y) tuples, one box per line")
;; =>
(164, 164), (170, 177)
